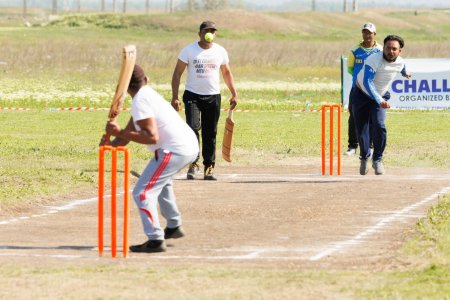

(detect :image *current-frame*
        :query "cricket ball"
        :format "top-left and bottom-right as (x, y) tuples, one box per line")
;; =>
(205, 32), (214, 43)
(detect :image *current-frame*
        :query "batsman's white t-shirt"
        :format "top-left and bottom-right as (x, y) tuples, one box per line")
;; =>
(178, 42), (229, 95)
(131, 85), (199, 155)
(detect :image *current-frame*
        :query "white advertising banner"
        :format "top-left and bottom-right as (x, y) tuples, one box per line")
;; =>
(341, 57), (450, 109)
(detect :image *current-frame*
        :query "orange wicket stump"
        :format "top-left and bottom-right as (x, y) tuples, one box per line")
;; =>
(321, 104), (341, 176)
(98, 146), (130, 258)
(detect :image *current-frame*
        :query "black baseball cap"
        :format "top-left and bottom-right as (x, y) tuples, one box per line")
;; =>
(199, 21), (217, 31)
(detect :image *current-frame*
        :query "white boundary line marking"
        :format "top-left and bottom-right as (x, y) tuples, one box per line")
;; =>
(3, 172), (449, 226)
(0, 196), (98, 225)
(1, 174), (449, 262)
(174, 173), (450, 181)
(0, 252), (314, 261)
(308, 185), (450, 261)
(0, 253), (90, 259)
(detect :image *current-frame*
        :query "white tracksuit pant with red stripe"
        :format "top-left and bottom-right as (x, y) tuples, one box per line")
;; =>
(133, 148), (197, 241)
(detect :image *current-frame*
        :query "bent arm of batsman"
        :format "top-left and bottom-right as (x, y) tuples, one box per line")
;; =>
(106, 117), (159, 145)
(221, 63), (238, 110)
(100, 118), (132, 147)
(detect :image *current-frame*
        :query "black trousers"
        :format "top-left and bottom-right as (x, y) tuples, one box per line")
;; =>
(183, 90), (221, 167)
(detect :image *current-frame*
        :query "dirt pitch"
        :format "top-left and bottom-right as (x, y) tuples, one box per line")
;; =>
(1, 161), (450, 270)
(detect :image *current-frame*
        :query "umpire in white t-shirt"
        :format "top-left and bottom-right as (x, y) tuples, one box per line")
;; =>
(171, 20), (238, 181)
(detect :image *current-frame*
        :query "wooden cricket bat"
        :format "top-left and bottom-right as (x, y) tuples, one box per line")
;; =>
(222, 109), (235, 162)
(102, 44), (137, 142)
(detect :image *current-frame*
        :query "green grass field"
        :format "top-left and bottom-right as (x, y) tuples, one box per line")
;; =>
(1, 8), (450, 299)
(1, 109), (449, 210)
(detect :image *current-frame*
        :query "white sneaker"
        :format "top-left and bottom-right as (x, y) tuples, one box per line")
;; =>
(372, 160), (385, 175)
(345, 148), (356, 156)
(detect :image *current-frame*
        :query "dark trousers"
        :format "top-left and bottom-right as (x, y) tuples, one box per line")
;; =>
(348, 87), (373, 149)
(183, 90), (221, 167)
(347, 90), (359, 149)
(351, 87), (386, 162)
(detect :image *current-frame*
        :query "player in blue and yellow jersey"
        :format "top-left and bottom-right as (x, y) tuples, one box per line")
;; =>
(345, 23), (382, 156)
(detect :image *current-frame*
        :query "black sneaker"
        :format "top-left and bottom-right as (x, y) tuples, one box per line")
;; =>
(360, 159), (369, 175)
(187, 163), (199, 180)
(129, 240), (166, 253)
(164, 226), (185, 239)
(204, 165), (217, 180)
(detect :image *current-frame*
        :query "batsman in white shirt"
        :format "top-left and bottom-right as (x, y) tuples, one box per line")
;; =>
(104, 65), (199, 253)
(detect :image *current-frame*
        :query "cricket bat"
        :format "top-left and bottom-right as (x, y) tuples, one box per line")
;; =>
(222, 109), (235, 162)
(101, 44), (137, 142)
